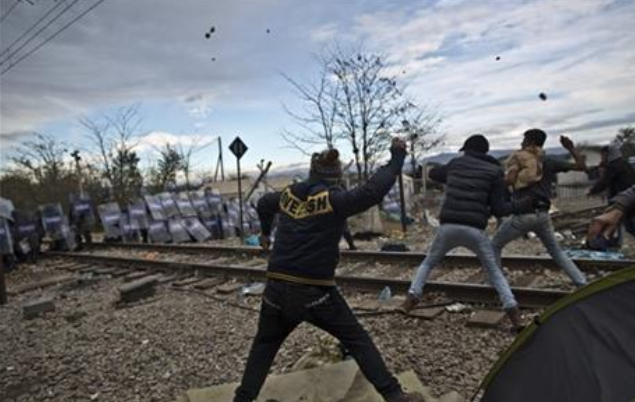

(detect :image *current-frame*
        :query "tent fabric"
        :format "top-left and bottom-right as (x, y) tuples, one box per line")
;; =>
(478, 268), (635, 402)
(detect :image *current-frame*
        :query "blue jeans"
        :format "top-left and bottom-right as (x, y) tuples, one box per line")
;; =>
(492, 212), (587, 286)
(409, 224), (517, 309)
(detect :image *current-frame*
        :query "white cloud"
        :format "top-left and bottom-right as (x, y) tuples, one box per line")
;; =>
(345, 0), (635, 151)
(310, 23), (339, 43)
(134, 131), (218, 153)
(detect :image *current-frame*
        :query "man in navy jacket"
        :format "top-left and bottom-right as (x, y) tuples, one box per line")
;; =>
(232, 138), (423, 402)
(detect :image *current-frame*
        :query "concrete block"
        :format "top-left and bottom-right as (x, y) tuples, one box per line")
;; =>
(216, 282), (244, 294)
(409, 307), (445, 320)
(23, 296), (55, 320)
(10, 276), (74, 295)
(172, 276), (202, 288)
(123, 271), (151, 282)
(118, 275), (161, 303)
(93, 267), (119, 276)
(467, 310), (506, 328)
(193, 277), (226, 290)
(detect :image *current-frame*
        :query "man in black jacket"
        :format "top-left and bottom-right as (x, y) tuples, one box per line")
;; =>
(232, 138), (423, 402)
(402, 135), (531, 330)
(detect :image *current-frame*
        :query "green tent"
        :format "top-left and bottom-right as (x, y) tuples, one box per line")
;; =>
(475, 268), (635, 402)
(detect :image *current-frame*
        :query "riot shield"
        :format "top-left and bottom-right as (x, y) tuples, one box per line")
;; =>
(129, 200), (149, 229)
(168, 218), (191, 243)
(12, 210), (42, 260)
(98, 203), (122, 240)
(190, 191), (212, 218)
(183, 217), (211, 242)
(158, 192), (180, 219)
(120, 212), (141, 242)
(0, 197), (15, 221)
(176, 192), (197, 218)
(205, 189), (223, 214)
(40, 203), (67, 240)
(202, 216), (222, 239)
(147, 220), (171, 243)
(69, 194), (96, 229)
(144, 195), (166, 221)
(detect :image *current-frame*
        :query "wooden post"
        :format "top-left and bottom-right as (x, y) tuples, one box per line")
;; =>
(236, 158), (244, 241)
(398, 172), (407, 233)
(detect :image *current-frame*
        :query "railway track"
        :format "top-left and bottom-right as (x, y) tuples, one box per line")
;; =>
(82, 242), (635, 272)
(46, 250), (572, 309)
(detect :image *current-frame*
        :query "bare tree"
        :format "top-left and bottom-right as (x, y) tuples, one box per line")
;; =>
(400, 106), (444, 175)
(10, 132), (68, 185)
(281, 60), (342, 154)
(282, 45), (442, 183)
(80, 104), (144, 204)
(6, 132), (78, 208)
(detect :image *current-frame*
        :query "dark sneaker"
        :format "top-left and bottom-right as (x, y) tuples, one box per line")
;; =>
(400, 293), (420, 314)
(504, 306), (525, 333)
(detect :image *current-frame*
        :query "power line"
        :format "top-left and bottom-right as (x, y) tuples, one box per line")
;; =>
(1, 0), (106, 76)
(0, 0), (20, 24)
(0, 0), (81, 68)
(0, 0), (67, 62)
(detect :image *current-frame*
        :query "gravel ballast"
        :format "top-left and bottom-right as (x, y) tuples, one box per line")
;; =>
(1, 262), (516, 402)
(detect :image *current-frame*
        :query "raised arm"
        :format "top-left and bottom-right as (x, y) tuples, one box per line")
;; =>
(560, 135), (587, 172)
(330, 138), (406, 219)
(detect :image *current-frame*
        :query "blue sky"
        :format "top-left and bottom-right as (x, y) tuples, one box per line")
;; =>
(1, 0), (634, 178)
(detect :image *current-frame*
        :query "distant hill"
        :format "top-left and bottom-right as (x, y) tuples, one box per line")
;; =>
(422, 147), (571, 165)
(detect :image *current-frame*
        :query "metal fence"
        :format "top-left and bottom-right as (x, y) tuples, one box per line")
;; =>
(551, 183), (606, 212)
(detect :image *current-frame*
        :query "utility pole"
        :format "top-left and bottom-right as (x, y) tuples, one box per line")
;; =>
(213, 137), (226, 182)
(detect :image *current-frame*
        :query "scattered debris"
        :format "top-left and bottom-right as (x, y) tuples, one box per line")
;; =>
(241, 282), (265, 296)
(378, 286), (392, 301)
(408, 307), (445, 320)
(467, 310), (507, 329)
(216, 282), (244, 294)
(446, 302), (469, 313)
(193, 276), (227, 290)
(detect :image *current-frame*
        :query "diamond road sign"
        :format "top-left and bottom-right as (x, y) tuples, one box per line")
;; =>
(229, 137), (248, 160)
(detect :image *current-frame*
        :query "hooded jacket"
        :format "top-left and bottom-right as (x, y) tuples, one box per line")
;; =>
(257, 148), (406, 286)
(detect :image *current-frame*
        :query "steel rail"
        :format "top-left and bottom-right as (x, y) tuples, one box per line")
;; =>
(82, 242), (635, 272)
(47, 252), (570, 308)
